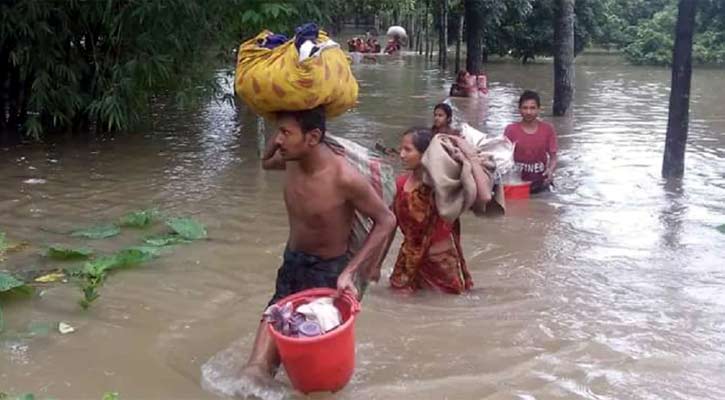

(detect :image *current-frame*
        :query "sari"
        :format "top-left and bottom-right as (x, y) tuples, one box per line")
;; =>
(389, 174), (473, 293)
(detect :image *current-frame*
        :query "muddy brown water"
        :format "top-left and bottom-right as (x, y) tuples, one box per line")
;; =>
(1, 53), (725, 400)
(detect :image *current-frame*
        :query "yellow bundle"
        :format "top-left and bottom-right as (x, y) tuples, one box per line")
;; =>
(234, 30), (359, 119)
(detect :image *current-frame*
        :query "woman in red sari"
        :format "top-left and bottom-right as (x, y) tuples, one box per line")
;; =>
(390, 128), (491, 293)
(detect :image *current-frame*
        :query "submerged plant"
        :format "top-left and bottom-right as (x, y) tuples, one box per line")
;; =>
(0, 272), (34, 332)
(75, 247), (160, 309)
(166, 217), (207, 240)
(46, 245), (94, 260)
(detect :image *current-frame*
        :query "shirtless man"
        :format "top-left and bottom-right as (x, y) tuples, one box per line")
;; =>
(242, 106), (397, 382)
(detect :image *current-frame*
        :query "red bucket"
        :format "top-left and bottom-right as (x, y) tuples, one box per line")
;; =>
(268, 288), (361, 394)
(504, 181), (531, 200)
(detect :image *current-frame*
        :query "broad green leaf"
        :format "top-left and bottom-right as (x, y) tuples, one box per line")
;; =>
(0, 272), (25, 293)
(716, 224), (725, 234)
(143, 234), (189, 247)
(71, 224), (121, 240)
(112, 246), (159, 267)
(119, 209), (157, 228)
(81, 256), (121, 276)
(47, 245), (94, 260)
(15, 394), (35, 400)
(81, 246), (159, 277)
(102, 392), (119, 400)
(166, 218), (207, 240)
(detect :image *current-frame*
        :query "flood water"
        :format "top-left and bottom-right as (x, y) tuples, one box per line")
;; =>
(2, 53), (725, 400)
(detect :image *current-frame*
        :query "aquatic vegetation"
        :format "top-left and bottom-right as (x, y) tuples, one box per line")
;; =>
(0, 272), (34, 332)
(1, 210), (207, 314)
(166, 217), (208, 240)
(46, 245), (94, 260)
(74, 247), (160, 309)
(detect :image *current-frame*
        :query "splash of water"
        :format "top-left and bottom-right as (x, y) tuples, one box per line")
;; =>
(200, 339), (293, 400)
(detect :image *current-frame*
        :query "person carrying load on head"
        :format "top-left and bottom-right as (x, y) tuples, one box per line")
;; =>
(234, 24), (397, 385)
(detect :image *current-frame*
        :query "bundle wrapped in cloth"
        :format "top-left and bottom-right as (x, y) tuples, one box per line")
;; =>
(234, 24), (359, 119)
(422, 124), (514, 222)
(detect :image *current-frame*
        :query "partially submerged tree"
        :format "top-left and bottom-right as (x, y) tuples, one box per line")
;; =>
(663, 0), (698, 178)
(553, 0), (576, 116)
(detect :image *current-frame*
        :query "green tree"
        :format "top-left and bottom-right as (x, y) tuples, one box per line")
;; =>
(0, 0), (325, 143)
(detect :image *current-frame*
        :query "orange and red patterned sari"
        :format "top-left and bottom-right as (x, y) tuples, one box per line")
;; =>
(389, 175), (473, 293)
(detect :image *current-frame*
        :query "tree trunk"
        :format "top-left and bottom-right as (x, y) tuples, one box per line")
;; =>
(663, 0), (698, 178)
(465, 0), (484, 74)
(553, 0), (575, 116)
(0, 46), (7, 132)
(417, 12), (423, 54)
(441, 0), (448, 69)
(410, 12), (416, 50)
(425, 0), (430, 59)
(437, 2), (443, 66)
(481, 38), (488, 63)
(455, 13), (464, 72)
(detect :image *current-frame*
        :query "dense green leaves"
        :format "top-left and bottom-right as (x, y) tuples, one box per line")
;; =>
(0, 0), (327, 141)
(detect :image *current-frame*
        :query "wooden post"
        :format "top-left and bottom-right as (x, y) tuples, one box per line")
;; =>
(553, 0), (575, 116)
(663, 0), (698, 178)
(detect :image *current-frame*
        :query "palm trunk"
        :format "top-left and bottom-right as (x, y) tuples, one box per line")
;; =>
(662, 0), (698, 178)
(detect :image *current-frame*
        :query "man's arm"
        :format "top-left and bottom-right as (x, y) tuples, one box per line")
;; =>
(261, 133), (285, 170)
(337, 168), (397, 297)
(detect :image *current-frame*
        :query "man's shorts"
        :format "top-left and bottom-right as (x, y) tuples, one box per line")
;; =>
(267, 247), (350, 307)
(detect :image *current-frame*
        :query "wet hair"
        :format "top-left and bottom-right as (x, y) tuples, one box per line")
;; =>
(456, 69), (468, 82)
(518, 90), (541, 108)
(277, 106), (326, 140)
(433, 103), (453, 122)
(403, 127), (433, 153)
